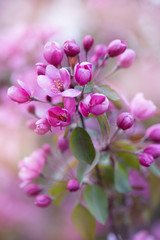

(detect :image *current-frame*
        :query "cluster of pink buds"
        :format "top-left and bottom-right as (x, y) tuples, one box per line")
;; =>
(7, 34), (160, 240)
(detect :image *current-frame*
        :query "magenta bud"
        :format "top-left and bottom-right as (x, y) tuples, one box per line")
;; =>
(63, 40), (80, 57)
(146, 124), (160, 142)
(107, 39), (127, 57)
(36, 62), (47, 75)
(34, 118), (50, 135)
(117, 49), (136, 68)
(27, 103), (35, 114)
(57, 135), (69, 152)
(26, 119), (36, 130)
(83, 35), (94, 52)
(67, 179), (80, 192)
(42, 144), (52, 155)
(138, 153), (154, 167)
(144, 144), (160, 159)
(94, 44), (107, 58)
(8, 86), (31, 103)
(24, 184), (42, 196)
(117, 112), (134, 130)
(35, 194), (52, 207)
(74, 62), (92, 86)
(43, 41), (63, 66)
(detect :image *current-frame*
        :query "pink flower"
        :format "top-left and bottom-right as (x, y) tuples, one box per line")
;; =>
(24, 184), (42, 196)
(67, 179), (80, 192)
(47, 106), (71, 127)
(107, 39), (127, 57)
(146, 124), (160, 142)
(34, 118), (51, 135)
(35, 194), (52, 208)
(63, 39), (80, 57)
(130, 93), (156, 120)
(18, 149), (46, 183)
(43, 41), (63, 66)
(117, 49), (136, 68)
(57, 135), (69, 152)
(117, 112), (134, 130)
(94, 44), (107, 58)
(78, 93), (109, 117)
(83, 35), (94, 52)
(36, 62), (47, 75)
(144, 144), (160, 159)
(7, 85), (31, 103)
(138, 153), (154, 167)
(37, 64), (81, 97)
(74, 62), (92, 86)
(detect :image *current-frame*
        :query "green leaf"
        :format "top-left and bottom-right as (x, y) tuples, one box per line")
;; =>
(77, 152), (100, 184)
(75, 82), (94, 94)
(94, 85), (120, 101)
(112, 141), (139, 168)
(115, 163), (132, 193)
(69, 127), (96, 164)
(84, 185), (108, 224)
(49, 181), (67, 205)
(96, 115), (110, 140)
(72, 204), (96, 240)
(150, 163), (160, 178)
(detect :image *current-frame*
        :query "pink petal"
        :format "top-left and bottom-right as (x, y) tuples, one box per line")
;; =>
(37, 75), (58, 96)
(61, 89), (81, 97)
(45, 64), (60, 80)
(64, 97), (76, 115)
(59, 68), (71, 88)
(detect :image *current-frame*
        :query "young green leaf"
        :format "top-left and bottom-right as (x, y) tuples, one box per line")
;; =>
(84, 185), (108, 224)
(72, 204), (96, 240)
(115, 163), (132, 193)
(69, 127), (96, 164)
(94, 85), (120, 101)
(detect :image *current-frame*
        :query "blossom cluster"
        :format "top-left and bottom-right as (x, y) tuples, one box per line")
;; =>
(7, 34), (160, 239)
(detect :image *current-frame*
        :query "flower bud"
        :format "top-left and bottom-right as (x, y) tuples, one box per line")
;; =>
(117, 49), (136, 68)
(94, 44), (107, 58)
(34, 118), (50, 135)
(27, 103), (35, 114)
(42, 144), (52, 155)
(146, 124), (160, 142)
(138, 153), (154, 167)
(36, 62), (47, 75)
(8, 86), (31, 103)
(117, 112), (134, 130)
(26, 119), (36, 130)
(144, 144), (160, 159)
(57, 135), (69, 152)
(67, 179), (80, 192)
(35, 194), (52, 207)
(24, 184), (42, 196)
(130, 93), (156, 120)
(43, 41), (63, 66)
(83, 35), (94, 52)
(74, 62), (92, 86)
(63, 40), (80, 57)
(107, 39), (127, 57)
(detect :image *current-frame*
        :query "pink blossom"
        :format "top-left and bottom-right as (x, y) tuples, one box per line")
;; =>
(117, 112), (134, 130)
(138, 153), (154, 167)
(36, 62), (47, 75)
(34, 118), (51, 135)
(67, 179), (80, 192)
(24, 184), (42, 196)
(94, 44), (107, 58)
(18, 148), (47, 183)
(63, 39), (80, 57)
(146, 124), (160, 142)
(47, 106), (71, 127)
(37, 64), (81, 97)
(43, 41), (63, 66)
(35, 194), (52, 208)
(74, 62), (92, 86)
(130, 93), (156, 120)
(117, 49), (136, 68)
(107, 39), (127, 57)
(8, 86), (31, 103)
(57, 135), (69, 152)
(144, 144), (160, 159)
(78, 93), (109, 117)
(83, 35), (94, 52)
